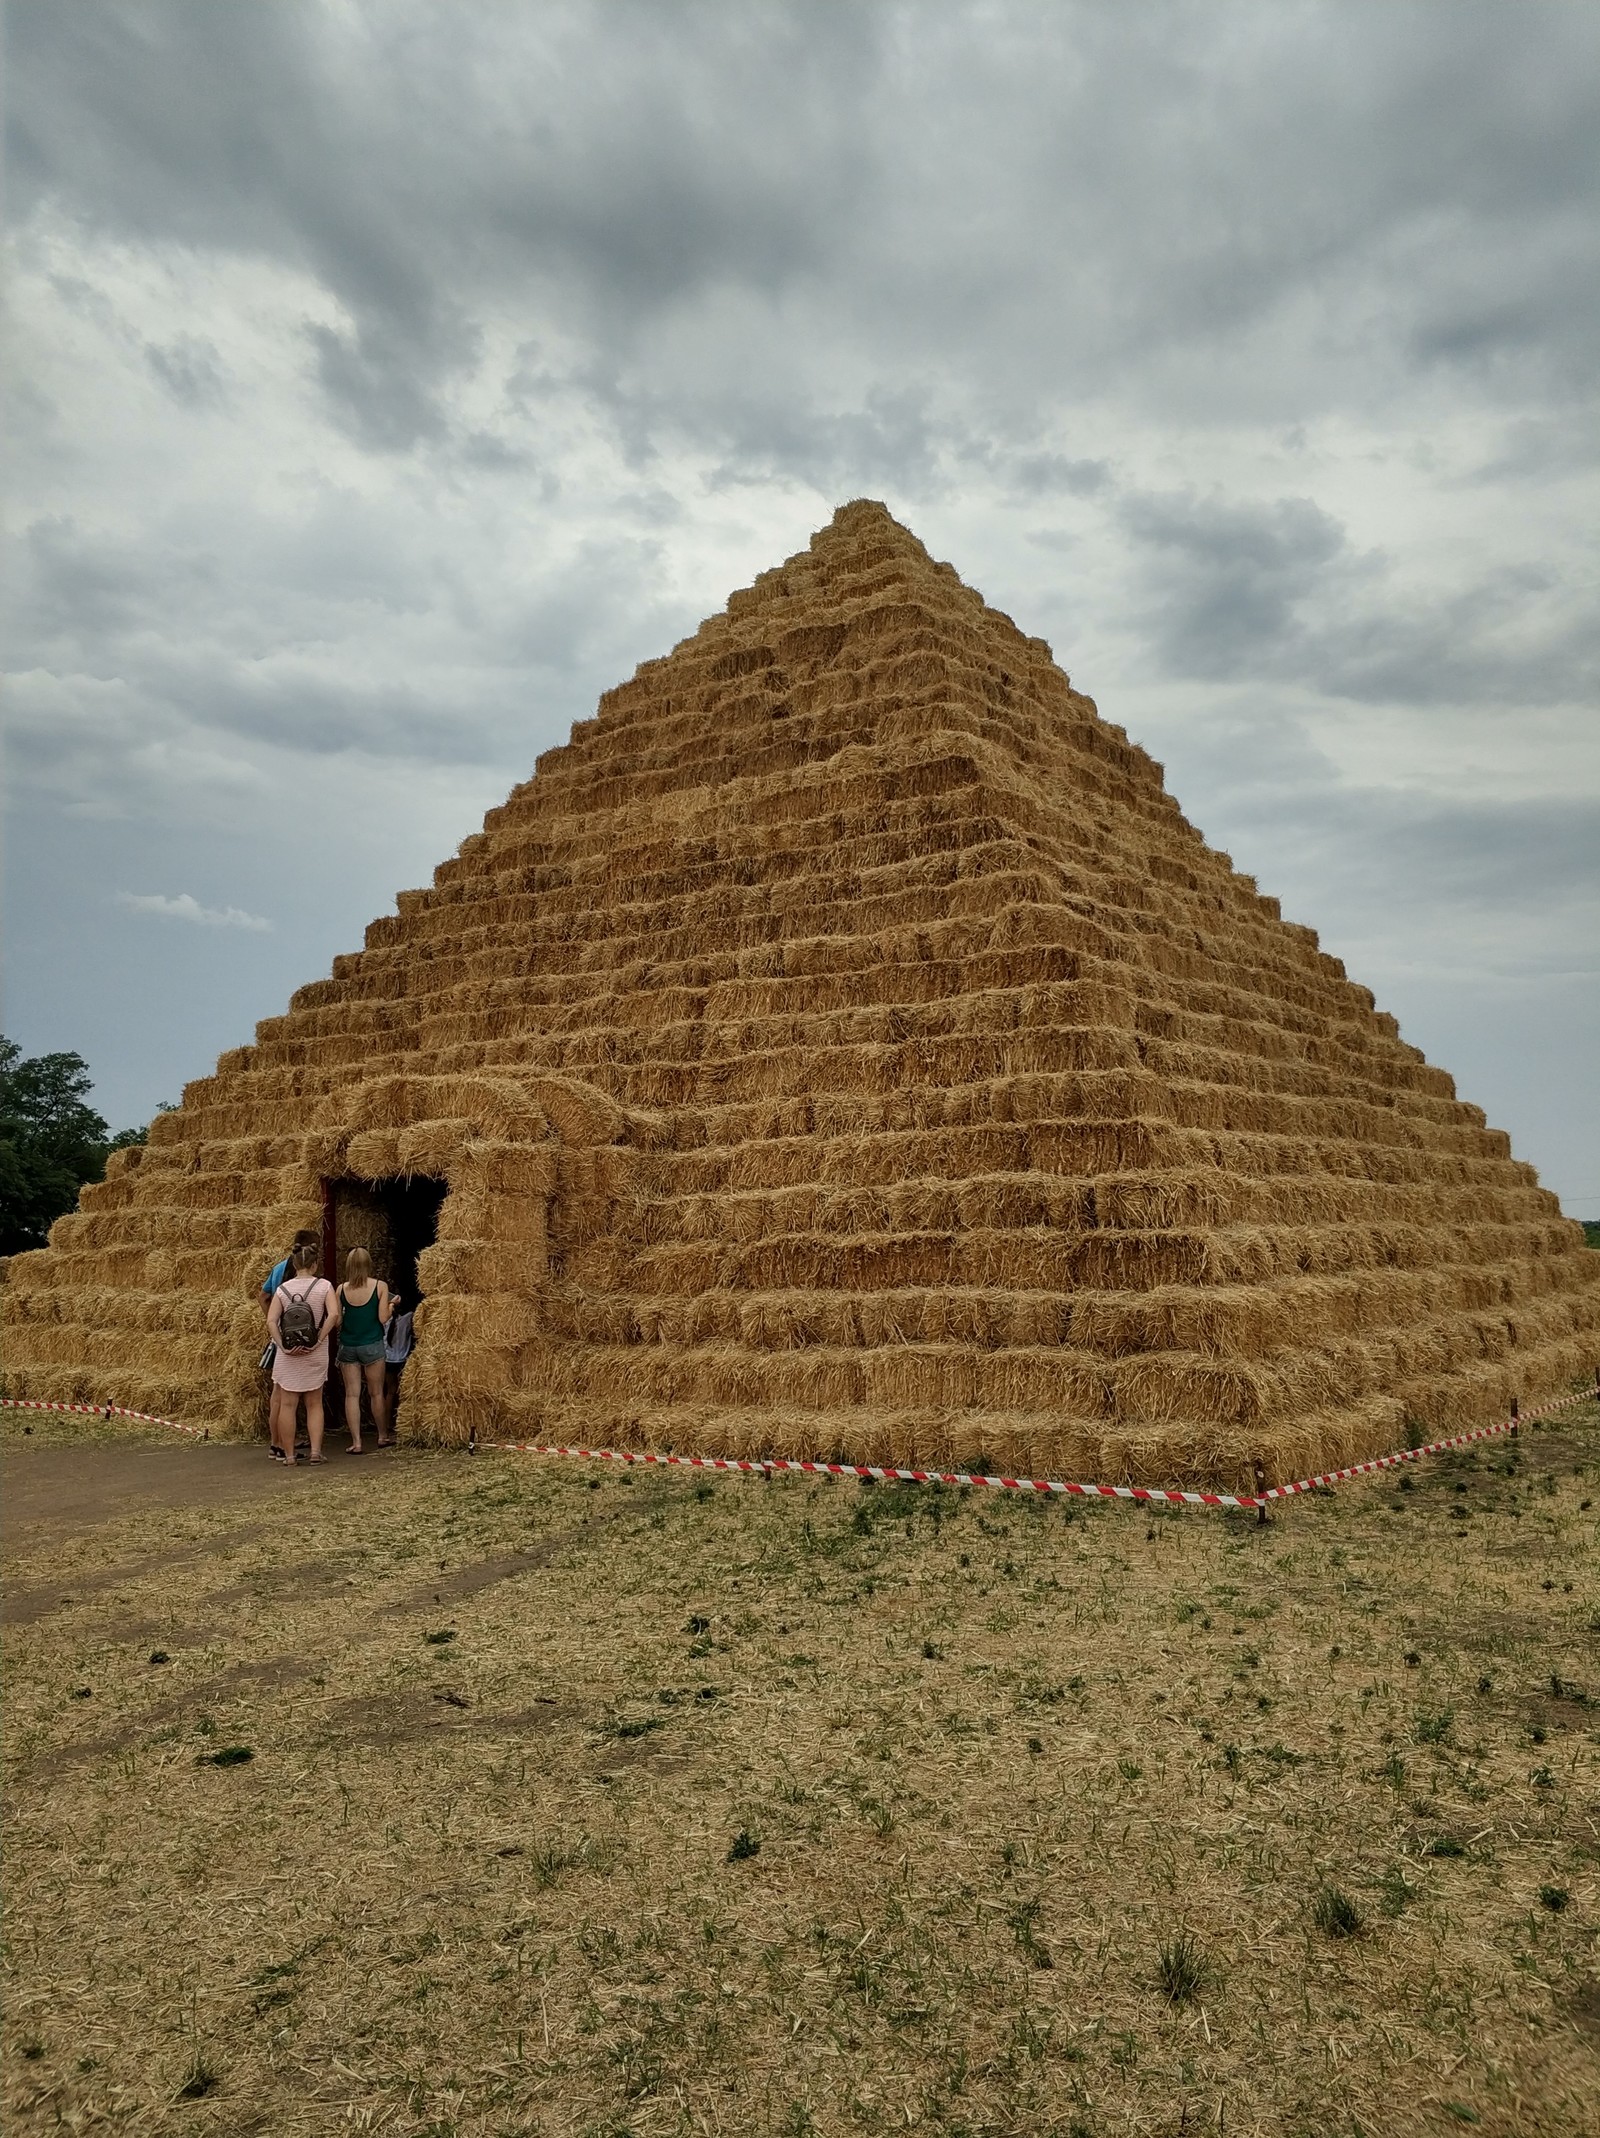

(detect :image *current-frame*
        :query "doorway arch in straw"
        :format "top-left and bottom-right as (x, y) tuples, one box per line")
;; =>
(318, 1070), (633, 1445)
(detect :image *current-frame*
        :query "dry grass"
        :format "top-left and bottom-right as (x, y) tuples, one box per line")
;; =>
(3, 1400), (1597, 2137)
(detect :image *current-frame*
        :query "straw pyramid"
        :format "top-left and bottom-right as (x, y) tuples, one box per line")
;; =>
(4, 501), (1595, 1485)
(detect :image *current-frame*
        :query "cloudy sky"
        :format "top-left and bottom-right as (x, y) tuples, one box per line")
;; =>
(6, 0), (1598, 1213)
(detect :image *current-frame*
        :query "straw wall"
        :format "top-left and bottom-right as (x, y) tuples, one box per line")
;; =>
(2, 501), (1594, 1484)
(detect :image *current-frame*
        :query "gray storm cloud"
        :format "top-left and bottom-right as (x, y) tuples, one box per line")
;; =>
(4, 0), (1598, 1209)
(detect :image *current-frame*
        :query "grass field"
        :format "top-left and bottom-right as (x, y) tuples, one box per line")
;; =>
(3, 1397), (1598, 2137)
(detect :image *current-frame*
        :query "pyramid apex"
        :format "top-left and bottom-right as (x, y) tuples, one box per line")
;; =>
(814, 497), (929, 555)
(717, 500), (948, 628)
(830, 497), (896, 526)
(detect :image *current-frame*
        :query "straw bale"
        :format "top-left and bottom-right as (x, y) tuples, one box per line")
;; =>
(855, 1342), (979, 1411)
(557, 1145), (638, 1201)
(395, 1355), (484, 1445)
(417, 1241), (542, 1295)
(736, 1291), (863, 1350)
(445, 1190), (546, 1247)
(74, 1181), (125, 1218)
(344, 1129), (406, 1178)
(32, 1248), (146, 1290)
(4, 1322), (95, 1369)
(258, 1201), (324, 1247)
(396, 1119), (478, 1176)
(947, 1415), (1085, 1479)
(628, 1299), (684, 1344)
(1110, 1354), (1276, 1426)
(159, 1171), (250, 1212)
(421, 1293), (542, 1349)
(517, 1074), (622, 1145)
(539, 1294), (636, 1345)
(70, 1208), (255, 1255)
(0, 1248), (57, 1295)
(168, 1247), (264, 1291)
(1088, 1169), (1235, 1229)
(412, 1340), (521, 1402)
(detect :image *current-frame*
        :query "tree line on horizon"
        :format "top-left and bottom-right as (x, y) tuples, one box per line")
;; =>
(0, 1037), (167, 1258)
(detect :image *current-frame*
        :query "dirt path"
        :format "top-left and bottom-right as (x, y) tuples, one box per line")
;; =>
(0, 1438), (380, 1543)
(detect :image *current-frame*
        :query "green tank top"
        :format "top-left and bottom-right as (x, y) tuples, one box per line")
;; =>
(340, 1285), (384, 1347)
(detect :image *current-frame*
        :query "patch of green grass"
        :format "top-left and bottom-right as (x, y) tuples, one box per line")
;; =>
(1311, 1885), (1363, 1938)
(1010, 1898), (1053, 1971)
(531, 1833), (604, 1888)
(1154, 1930), (1207, 2005)
(1379, 1864), (1413, 1917)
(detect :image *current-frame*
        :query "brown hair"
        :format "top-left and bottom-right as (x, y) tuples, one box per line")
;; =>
(344, 1246), (372, 1283)
(291, 1242), (320, 1274)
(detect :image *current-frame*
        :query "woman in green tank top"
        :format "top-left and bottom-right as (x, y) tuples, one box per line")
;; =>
(336, 1246), (398, 1453)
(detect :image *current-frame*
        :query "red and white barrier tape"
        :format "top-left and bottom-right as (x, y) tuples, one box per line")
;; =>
(0, 1396), (210, 1439)
(481, 1437), (1258, 1506)
(3, 1385), (1592, 1508)
(1259, 1384), (1590, 1501)
(481, 1383), (1592, 1508)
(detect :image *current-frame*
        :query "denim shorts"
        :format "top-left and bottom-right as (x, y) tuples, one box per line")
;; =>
(337, 1339), (386, 1367)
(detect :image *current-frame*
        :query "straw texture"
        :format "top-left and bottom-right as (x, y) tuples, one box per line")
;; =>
(2, 501), (1594, 1483)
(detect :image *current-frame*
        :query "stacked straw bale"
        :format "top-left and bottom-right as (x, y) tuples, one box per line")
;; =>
(2, 501), (1594, 1486)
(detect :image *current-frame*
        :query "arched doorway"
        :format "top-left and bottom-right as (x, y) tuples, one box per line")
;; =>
(322, 1173), (449, 1312)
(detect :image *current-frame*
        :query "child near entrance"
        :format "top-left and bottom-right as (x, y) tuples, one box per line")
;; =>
(337, 1247), (398, 1453)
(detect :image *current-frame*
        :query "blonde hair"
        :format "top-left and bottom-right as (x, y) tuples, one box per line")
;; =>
(344, 1246), (372, 1283)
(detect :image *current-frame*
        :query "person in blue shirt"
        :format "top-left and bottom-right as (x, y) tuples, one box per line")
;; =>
(260, 1230), (319, 1315)
(261, 1229), (319, 1455)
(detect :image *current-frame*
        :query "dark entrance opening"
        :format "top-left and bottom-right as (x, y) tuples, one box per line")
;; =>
(323, 1175), (447, 1310)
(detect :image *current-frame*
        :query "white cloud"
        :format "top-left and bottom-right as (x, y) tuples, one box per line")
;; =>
(115, 890), (271, 932)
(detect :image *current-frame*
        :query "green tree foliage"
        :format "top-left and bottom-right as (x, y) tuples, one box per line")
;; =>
(0, 1037), (149, 1256)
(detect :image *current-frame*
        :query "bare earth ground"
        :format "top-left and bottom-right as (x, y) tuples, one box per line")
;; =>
(2, 1402), (1597, 2138)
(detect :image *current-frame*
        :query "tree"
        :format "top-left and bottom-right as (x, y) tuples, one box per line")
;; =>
(0, 1037), (149, 1256)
